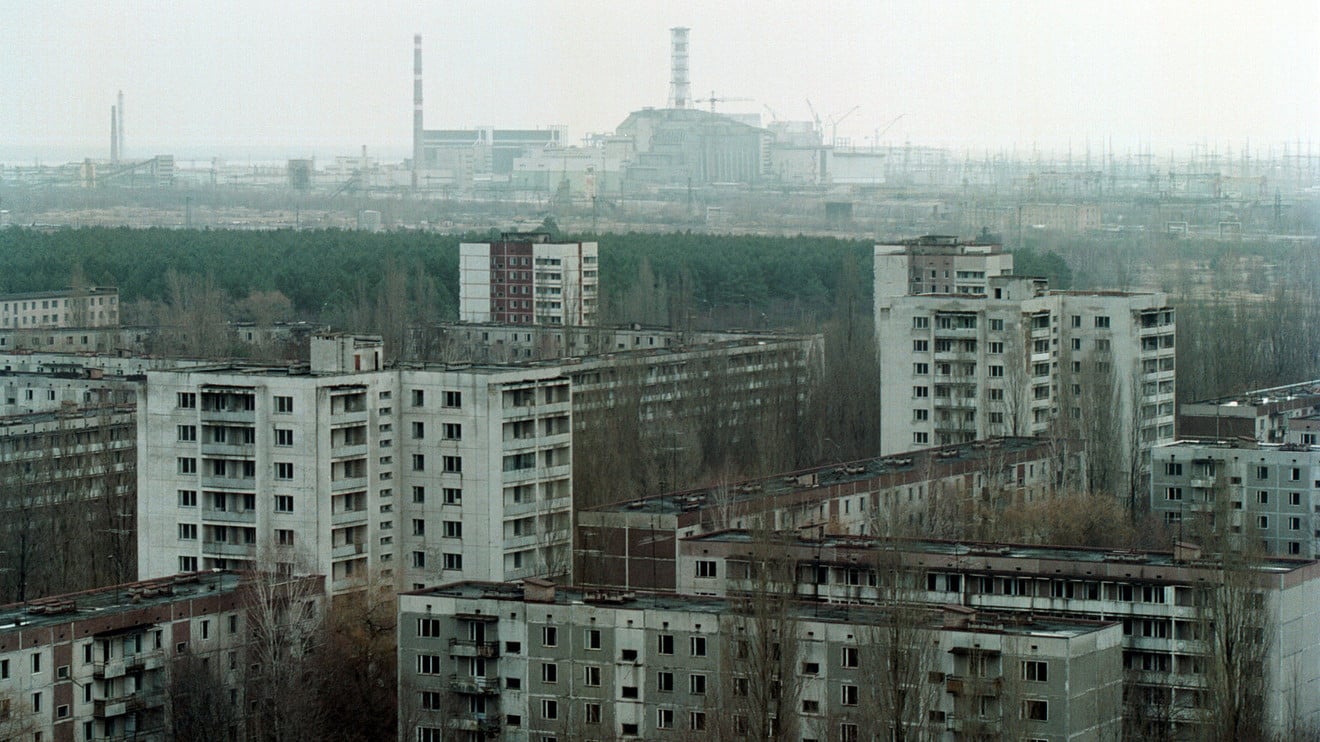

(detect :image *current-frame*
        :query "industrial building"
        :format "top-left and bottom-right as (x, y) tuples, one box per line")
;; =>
(398, 580), (1123, 742)
(1177, 379), (1320, 443)
(459, 233), (599, 326)
(671, 531), (1320, 740)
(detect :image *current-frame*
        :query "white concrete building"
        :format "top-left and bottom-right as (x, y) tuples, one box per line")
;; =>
(0, 287), (119, 330)
(874, 237), (1175, 493)
(459, 234), (599, 326)
(137, 334), (572, 595)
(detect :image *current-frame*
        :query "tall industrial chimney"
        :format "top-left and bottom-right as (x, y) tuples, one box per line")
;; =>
(412, 34), (423, 190)
(668, 27), (690, 109)
(110, 106), (119, 163)
(117, 90), (125, 159)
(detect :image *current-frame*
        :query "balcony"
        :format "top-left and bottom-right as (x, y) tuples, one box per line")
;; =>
(331, 443), (368, 460)
(449, 674), (501, 695)
(200, 441), (255, 457)
(448, 638), (498, 659)
(203, 541), (255, 557)
(93, 688), (165, 717)
(331, 508), (369, 526)
(200, 475), (255, 491)
(451, 715), (501, 734)
(1190, 478), (1215, 489)
(331, 542), (368, 560)
(201, 508), (256, 524)
(331, 476), (369, 493)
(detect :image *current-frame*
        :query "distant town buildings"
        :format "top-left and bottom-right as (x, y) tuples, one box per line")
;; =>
(1178, 379), (1320, 443)
(0, 287), (119, 330)
(459, 234), (599, 326)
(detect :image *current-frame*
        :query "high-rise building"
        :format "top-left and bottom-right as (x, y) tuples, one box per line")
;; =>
(874, 236), (1175, 493)
(460, 234), (598, 326)
(137, 334), (573, 595)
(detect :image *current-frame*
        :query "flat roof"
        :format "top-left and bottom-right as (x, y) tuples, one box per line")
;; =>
(405, 581), (1113, 639)
(0, 572), (243, 634)
(1184, 379), (1320, 408)
(586, 437), (1054, 515)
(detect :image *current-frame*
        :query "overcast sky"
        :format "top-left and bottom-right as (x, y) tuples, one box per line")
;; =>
(4, 0), (1317, 162)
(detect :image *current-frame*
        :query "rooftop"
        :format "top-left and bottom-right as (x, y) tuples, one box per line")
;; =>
(586, 437), (1053, 515)
(405, 581), (1114, 640)
(1184, 379), (1320, 408)
(0, 572), (243, 634)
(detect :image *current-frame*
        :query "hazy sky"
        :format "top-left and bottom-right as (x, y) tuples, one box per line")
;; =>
(4, 0), (1316, 161)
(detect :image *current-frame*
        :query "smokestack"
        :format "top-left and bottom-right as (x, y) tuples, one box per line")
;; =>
(110, 106), (119, 164)
(668, 27), (690, 109)
(117, 90), (125, 159)
(412, 34), (423, 190)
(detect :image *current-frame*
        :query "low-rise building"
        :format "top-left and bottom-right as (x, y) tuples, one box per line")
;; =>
(1178, 379), (1320, 443)
(0, 287), (119, 330)
(399, 580), (1123, 742)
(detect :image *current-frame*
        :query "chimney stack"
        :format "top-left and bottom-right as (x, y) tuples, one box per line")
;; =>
(117, 90), (124, 160)
(668, 27), (690, 110)
(412, 34), (423, 190)
(110, 106), (118, 163)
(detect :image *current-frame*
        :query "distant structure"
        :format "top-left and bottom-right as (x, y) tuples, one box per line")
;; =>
(117, 90), (125, 160)
(667, 26), (691, 109)
(459, 233), (599, 326)
(109, 105), (118, 164)
(412, 34), (423, 190)
(0, 287), (120, 330)
(1178, 379), (1320, 442)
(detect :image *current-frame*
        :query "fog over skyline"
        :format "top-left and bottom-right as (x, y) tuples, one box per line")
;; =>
(4, 0), (1317, 163)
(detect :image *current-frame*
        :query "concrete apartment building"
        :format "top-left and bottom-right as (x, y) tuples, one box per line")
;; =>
(137, 334), (573, 595)
(1178, 378), (1320, 442)
(1148, 438), (1320, 557)
(0, 571), (321, 742)
(0, 365), (139, 417)
(459, 234), (599, 326)
(671, 531), (1320, 739)
(576, 437), (1080, 591)
(398, 580), (1123, 742)
(0, 287), (119, 330)
(0, 404), (137, 602)
(874, 236), (1175, 490)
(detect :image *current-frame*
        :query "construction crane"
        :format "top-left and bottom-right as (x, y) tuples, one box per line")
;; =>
(694, 90), (752, 112)
(828, 105), (860, 148)
(805, 99), (823, 141)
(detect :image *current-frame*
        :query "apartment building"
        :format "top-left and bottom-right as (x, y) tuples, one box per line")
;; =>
(398, 580), (1123, 742)
(0, 287), (119, 330)
(1148, 439), (1320, 558)
(1178, 379), (1320, 442)
(0, 404), (137, 602)
(137, 334), (573, 595)
(0, 571), (322, 742)
(0, 366), (139, 417)
(874, 238), (1175, 491)
(576, 437), (1080, 591)
(459, 233), (599, 326)
(672, 531), (1320, 739)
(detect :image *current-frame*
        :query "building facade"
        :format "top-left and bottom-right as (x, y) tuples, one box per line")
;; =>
(672, 531), (1320, 740)
(1149, 439), (1320, 558)
(1178, 379), (1320, 443)
(0, 288), (119, 330)
(459, 234), (599, 326)
(137, 334), (573, 595)
(874, 238), (1175, 493)
(399, 580), (1123, 742)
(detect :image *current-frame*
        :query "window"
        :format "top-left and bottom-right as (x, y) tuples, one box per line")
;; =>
(913, 339), (928, 352)
(443, 456), (462, 473)
(1165, 487), (1183, 501)
(275, 462), (294, 480)
(1257, 465), (1270, 480)
(695, 560), (717, 578)
(443, 423), (462, 440)
(1259, 515), (1269, 529)
(541, 662), (558, 683)
(914, 432), (928, 445)
(410, 389), (425, 407)
(1165, 462), (1183, 476)
(690, 636), (707, 657)
(621, 686), (639, 699)
(988, 365), (1004, 377)
(842, 646), (859, 668)
(411, 519), (426, 536)
(178, 392), (196, 408)
(657, 708), (674, 729)
(411, 486), (425, 504)
(178, 457), (197, 475)
(841, 684), (859, 705)
(31, 692), (41, 713)
(913, 362), (929, 375)
(583, 665), (601, 686)
(689, 673), (706, 695)
(275, 495), (294, 513)
(1023, 660), (1048, 682)
(411, 422), (425, 439)
(274, 396), (293, 413)
(275, 428), (293, 446)
(178, 489), (197, 507)
(443, 521), (462, 539)
(658, 671), (674, 692)
(912, 316), (929, 329)
(1024, 699), (1049, 721)
(1257, 491), (1269, 505)
(913, 385), (928, 398)
(1292, 467), (1303, 481)
(179, 556), (198, 572)
(1291, 492), (1302, 506)
(584, 703), (602, 724)
(178, 523), (197, 540)
(276, 529), (295, 546)
(444, 488), (462, 505)
(444, 391), (462, 408)
(1094, 316), (1110, 329)
(657, 634), (674, 655)
(543, 626), (558, 647)
(541, 699), (558, 720)
(690, 711), (706, 731)
(411, 454), (425, 471)
(586, 628), (601, 650)
(412, 551), (426, 568)
(177, 424), (196, 441)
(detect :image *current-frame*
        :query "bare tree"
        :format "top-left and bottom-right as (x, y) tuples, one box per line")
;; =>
(167, 652), (241, 740)
(243, 559), (327, 741)
(1197, 551), (1271, 742)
